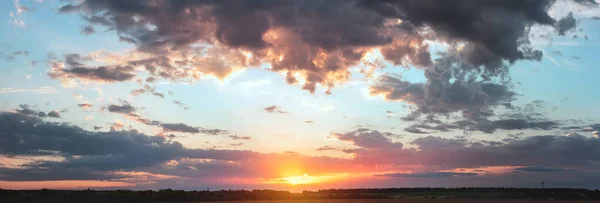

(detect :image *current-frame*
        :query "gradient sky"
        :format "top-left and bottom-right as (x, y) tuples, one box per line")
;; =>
(1, 0), (600, 191)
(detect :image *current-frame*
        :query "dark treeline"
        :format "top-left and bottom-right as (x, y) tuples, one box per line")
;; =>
(2, 187), (600, 202)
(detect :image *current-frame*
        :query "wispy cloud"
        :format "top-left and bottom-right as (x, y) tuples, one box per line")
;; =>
(0, 87), (56, 94)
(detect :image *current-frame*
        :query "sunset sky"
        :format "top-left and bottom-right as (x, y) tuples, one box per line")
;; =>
(1, 0), (600, 191)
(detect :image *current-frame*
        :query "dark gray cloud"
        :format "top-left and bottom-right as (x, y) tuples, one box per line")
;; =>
(159, 123), (227, 135)
(370, 72), (516, 117)
(556, 13), (577, 35)
(49, 54), (136, 83)
(398, 99), (562, 134)
(199, 128), (228, 135)
(360, 0), (556, 64)
(565, 123), (600, 132)
(15, 104), (61, 119)
(63, 66), (136, 82)
(264, 105), (287, 113)
(128, 113), (161, 126)
(332, 129), (402, 149)
(452, 118), (559, 134)
(173, 101), (190, 110)
(330, 128), (600, 169)
(52, 0), (589, 94)
(15, 104), (45, 117)
(106, 102), (136, 114)
(102, 102), (226, 135)
(376, 172), (478, 178)
(491, 119), (558, 131)
(47, 110), (61, 118)
(405, 123), (454, 133)
(80, 25), (95, 35)
(404, 126), (430, 134)
(514, 166), (569, 173)
(160, 123), (200, 134)
(0, 111), (257, 181)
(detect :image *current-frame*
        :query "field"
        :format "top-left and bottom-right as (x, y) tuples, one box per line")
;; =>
(4, 188), (599, 202)
(203, 200), (597, 203)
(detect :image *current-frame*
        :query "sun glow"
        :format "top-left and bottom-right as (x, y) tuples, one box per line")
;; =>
(285, 174), (310, 185)
(265, 173), (350, 186)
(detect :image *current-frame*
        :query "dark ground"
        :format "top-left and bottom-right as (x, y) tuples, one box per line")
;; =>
(2, 188), (599, 203)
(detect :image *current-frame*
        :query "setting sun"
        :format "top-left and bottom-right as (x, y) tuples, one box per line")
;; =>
(284, 174), (309, 185)
(265, 173), (351, 186)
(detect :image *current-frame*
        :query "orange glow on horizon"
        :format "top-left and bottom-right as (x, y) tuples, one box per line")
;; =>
(264, 173), (351, 186)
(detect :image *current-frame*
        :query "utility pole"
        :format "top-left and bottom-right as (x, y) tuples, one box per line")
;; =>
(541, 181), (544, 189)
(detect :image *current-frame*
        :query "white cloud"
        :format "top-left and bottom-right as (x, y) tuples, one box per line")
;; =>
(0, 87), (57, 94)
(9, 0), (27, 27)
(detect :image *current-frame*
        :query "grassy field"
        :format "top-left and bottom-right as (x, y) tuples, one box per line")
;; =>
(202, 200), (598, 203)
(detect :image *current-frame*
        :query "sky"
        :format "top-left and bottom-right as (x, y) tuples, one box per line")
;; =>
(1, 0), (600, 191)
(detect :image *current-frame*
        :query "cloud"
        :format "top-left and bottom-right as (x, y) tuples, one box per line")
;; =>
(231, 143), (244, 147)
(565, 123), (600, 132)
(106, 102), (136, 114)
(315, 146), (339, 151)
(370, 74), (515, 117)
(101, 102), (226, 135)
(229, 135), (251, 140)
(160, 123), (200, 134)
(264, 105), (288, 114)
(490, 119), (558, 131)
(131, 84), (165, 99)
(110, 120), (125, 131)
(331, 129), (402, 149)
(14, 104), (61, 119)
(48, 54), (136, 84)
(514, 166), (569, 172)
(50, 65), (136, 82)
(556, 13), (577, 35)
(51, 0), (590, 94)
(47, 111), (61, 118)
(77, 103), (93, 110)
(404, 126), (430, 134)
(199, 128), (228, 136)
(377, 172), (478, 178)
(80, 25), (95, 35)
(0, 87), (56, 94)
(173, 101), (190, 110)
(398, 100), (561, 134)
(2, 115), (600, 187)
(328, 128), (600, 169)
(159, 123), (227, 135)
(0, 111), (257, 181)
